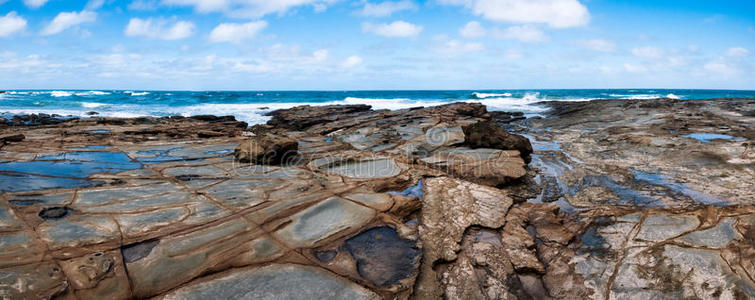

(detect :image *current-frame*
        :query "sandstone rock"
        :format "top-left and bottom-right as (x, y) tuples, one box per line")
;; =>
(266, 104), (372, 131)
(463, 120), (533, 162)
(0, 133), (24, 143)
(420, 148), (527, 186)
(161, 264), (380, 300)
(234, 133), (299, 164)
(414, 177), (513, 299)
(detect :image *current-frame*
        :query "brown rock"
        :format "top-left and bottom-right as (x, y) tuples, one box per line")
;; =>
(234, 133), (299, 165)
(197, 130), (224, 138)
(414, 177), (513, 299)
(0, 134), (25, 143)
(463, 120), (533, 162)
(266, 104), (372, 131)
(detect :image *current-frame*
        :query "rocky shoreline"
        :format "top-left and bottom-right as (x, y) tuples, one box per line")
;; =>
(0, 98), (753, 299)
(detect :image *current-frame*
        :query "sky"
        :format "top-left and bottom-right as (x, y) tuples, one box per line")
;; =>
(0, 0), (753, 90)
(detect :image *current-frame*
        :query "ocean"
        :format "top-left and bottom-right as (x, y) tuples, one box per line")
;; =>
(1, 89), (753, 125)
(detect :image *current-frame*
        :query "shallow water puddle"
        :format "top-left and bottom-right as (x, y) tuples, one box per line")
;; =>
(388, 179), (423, 199)
(345, 226), (420, 286)
(580, 175), (666, 208)
(0, 151), (142, 192)
(631, 170), (727, 205)
(682, 133), (744, 143)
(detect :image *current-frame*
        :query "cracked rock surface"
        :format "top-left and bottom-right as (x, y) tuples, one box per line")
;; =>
(0, 99), (753, 299)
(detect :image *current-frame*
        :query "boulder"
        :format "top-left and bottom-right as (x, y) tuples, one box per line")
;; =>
(234, 133), (299, 165)
(463, 120), (533, 162)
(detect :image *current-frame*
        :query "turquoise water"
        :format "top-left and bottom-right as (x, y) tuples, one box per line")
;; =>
(1, 89), (753, 125)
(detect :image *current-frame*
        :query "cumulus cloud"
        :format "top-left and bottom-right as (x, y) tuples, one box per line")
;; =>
(704, 61), (740, 77)
(492, 25), (548, 42)
(209, 20), (267, 43)
(359, 0), (416, 17)
(440, 0), (589, 28)
(576, 39), (615, 52)
(341, 55), (363, 68)
(85, 0), (106, 10)
(0, 12), (27, 37)
(459, 21), (485, 38)
(125, 18), (195, 40)
(41, 11), (97, 36)
(362, 21), (423, 37)
(161, 0), (339, 18)
(433, 36), (484, 55)
(726, 47), (749, 57)
(23, 0), (49, 9)
(129, 0), (159, 10)
(631, 46), (664, 59)
(623, 63), (647, 73)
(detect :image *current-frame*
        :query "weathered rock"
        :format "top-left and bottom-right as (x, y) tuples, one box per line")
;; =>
(0, 134), (25, 143)
(161, 264), (380, 300)
(234, 133), (299, 164)
(463, 120), (533, 162)
(420, 148), (527, 186)
(414, 177), (513, 299)
(266, 104), (373, 131)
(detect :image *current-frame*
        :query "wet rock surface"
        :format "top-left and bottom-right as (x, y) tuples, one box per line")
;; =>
(0, 99), (753, 299)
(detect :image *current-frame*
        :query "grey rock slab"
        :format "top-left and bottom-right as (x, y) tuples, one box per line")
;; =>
(127, 217), (264, 298)
(678, 218), (742, 248)
(37, 214), (120, 250)
(74, 183), (182, 206)
(636, 214), (700, 242)
(160, 264), (380, 300)
(272, 197), (376, 249)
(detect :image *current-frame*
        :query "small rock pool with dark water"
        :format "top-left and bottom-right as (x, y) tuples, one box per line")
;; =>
(345, 226), (421, 287)
(0, 151), (142, 192)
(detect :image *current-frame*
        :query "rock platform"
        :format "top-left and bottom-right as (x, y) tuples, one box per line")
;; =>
(0, 99), (753, 299)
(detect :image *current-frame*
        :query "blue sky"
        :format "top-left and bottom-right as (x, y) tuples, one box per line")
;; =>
(0, 0), (753, 90)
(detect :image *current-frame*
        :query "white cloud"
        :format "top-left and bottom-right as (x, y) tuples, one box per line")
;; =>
(492, 25), (548, 42)
(341, 55), (363, 68)
(359, 0), (416, 17)
(86, 0), (105, 10)
(209, 21), (267, 43)
(623, 63), (647, 73)
(23, 0), (49, 9)
(129, 0), (159, 10)
(459, 21), (485, 38)
(440, 0), (589, 28)
(704, 61), (740, 77)
(41, 11), (97, 36)
(0, 12), (27, 37)
(433, 37), (484, 55)
(125, 18), (195, 40)
(160, 0), (339, 18)
(576, 39), (615, 52)
(631, 46), (664, 59)
(503, 49), (523, 59)
(726, 47), (749, 57)
(362, 21), (423, 37)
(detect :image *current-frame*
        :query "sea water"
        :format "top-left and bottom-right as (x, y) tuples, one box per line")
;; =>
(0, 89), (753, 125)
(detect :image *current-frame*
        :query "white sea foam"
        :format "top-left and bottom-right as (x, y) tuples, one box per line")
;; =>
(127, 91), (150, 96)
(76, 91), (110, 96)
(81, 102), (106, 108)
(50, 91), (73, 97)
(608, 94), (662, 99)
(473, 92), (512, 98)
(665, 93), (681, 99)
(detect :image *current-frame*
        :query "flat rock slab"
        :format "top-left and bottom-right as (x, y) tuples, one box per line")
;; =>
(272, 197), (376, 249)
(161, 264), (380, 300)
